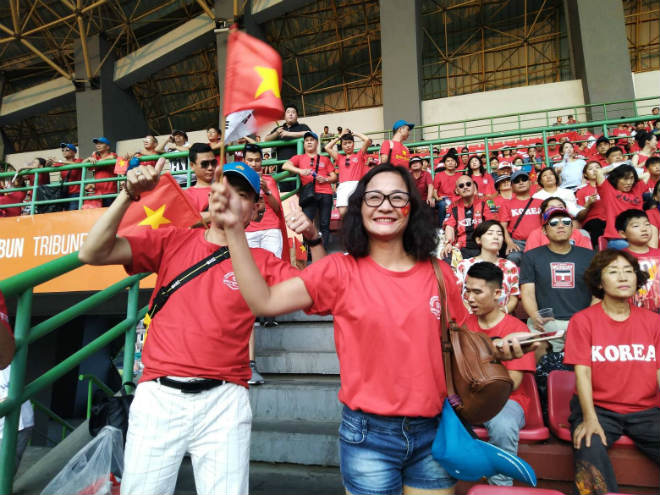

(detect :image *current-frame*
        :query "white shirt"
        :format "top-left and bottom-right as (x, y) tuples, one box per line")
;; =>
(533, 187), (583, 217)
(0, 366), (34, 433)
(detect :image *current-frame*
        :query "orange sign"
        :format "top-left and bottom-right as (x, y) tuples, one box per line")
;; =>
(0, 209), (156, 293)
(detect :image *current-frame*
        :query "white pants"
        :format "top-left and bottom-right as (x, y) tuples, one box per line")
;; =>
(335, 181), (359, 208)
(120, 381), (252, 495)
(245, 228), (283, 258)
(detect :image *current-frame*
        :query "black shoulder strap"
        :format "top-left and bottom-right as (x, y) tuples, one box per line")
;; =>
(146, 246), (230, 325)
(510, 197), (534, 237)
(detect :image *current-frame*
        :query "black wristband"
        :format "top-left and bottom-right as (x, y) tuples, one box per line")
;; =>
(306, 236), (323, 247)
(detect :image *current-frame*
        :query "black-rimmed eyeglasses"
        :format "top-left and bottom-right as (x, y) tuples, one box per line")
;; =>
(363, 190), (410, 208)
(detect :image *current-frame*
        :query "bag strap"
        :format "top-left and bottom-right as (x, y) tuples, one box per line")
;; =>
(146, 246), (230, 324)
(510, 196), (534, 237)
(430, 259), (460, 406)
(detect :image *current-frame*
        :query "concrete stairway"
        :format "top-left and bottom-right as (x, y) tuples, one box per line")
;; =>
(250, 310), (342, 467)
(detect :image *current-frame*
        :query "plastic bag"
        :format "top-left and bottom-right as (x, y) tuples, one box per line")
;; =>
(41, 426), (124, 495)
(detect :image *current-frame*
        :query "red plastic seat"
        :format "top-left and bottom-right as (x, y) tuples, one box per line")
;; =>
(467, 485), (564, 494)
(472, 373), (550, 443)
(547, 370), (635, 447)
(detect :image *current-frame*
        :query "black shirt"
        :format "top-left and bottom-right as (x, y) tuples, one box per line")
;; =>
(270, 122), (312, 162)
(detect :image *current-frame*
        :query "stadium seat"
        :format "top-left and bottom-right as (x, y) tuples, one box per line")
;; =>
(467, 485), (564, 494)
(473, 373), (550, 442)
(547, 370), (634, 446)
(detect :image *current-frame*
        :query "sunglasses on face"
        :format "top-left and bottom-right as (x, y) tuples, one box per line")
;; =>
(199, 159), (218, 168)
(512, 176), (529, 184)
(547, 217), (572, 227)
(457, 181), (473, 189)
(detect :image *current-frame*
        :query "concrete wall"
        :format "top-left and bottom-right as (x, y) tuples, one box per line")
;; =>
(633, 70), (660, 101)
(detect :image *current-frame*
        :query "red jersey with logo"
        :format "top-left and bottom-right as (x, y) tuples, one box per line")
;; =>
(499, 197), (543, 240)
(379, 140), (410, 167)
(92, 152), (119, 196)
(0, 190), (26, 217)
(575, 184), (599, 206)
(246, 174), (282, 232)
(444, 200), (496, 248)
(564, 303), (660, 414)
(624, 248), (660, 313)
(585, 180), (646, 238)
(289, 154), (334, 194)
(465, 314), (535, 419)
(123, 227), (299, 386)
(184, 186), (210, 212)
(336, 151), (368, 183)
(299, 254), (468, 417)
(434, 171), (461, 202)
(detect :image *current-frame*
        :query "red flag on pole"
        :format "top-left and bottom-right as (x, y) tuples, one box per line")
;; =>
(223, 27), (284, 142)
(118, 173), (202, 236)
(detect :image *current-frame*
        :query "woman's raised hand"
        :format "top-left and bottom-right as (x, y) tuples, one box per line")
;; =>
(125, 157), (165, 197)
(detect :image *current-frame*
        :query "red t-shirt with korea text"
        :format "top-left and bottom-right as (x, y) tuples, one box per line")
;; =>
(434, 171), (461, 202)
(246, 175), (282, 232)
(299, 254), (468, 417)
(584, 180), (646, 238)
(335, 151), (368, 183)
(465, 314), (536, 419)
(123, 227), (299, 386)
(379, 140), (410, 167)
(92, 152), (119, 196)
(564, 303), (660, 414)
(288, 154), (334, 195)
(184, 186), (210, 212)
(499, 197), (543, 240)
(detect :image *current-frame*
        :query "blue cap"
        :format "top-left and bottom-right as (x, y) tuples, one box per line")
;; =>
(393, 119), (415, 133)
(92, 137), (110, 146)
(511, 169), (529, 182)
(431, 399), (537, 485)
(222, 162), (260, 197)
(303, 131), (318, 141)
(60, 143), (77, 152)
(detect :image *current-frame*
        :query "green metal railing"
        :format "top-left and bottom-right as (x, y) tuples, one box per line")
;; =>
(0, 139), (304, 214)
(31, 399), (76, 443)
(79, 374), (114, 420)
(365, 95), (658, 142)
(0, 253), (150, 494)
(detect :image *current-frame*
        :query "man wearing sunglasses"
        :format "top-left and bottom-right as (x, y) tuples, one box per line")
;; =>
(499, 170), (543, 265)
(442, 175), (496, 258)
(184, 143), (217, 223)
(520, 207), (594, 362)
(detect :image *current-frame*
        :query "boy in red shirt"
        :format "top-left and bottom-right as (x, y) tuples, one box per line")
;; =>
(463, 262), (536, 487)
(325, 130), (371, 217)
(617, 209), (660, 313)
(379, 119), (412, 167)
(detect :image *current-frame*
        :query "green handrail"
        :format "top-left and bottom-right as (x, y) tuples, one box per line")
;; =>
(79, 374), (114, 420)
(31, 399), (75, 443)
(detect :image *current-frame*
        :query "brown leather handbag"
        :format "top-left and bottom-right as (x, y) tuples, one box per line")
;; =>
(431, 259), (513, 425)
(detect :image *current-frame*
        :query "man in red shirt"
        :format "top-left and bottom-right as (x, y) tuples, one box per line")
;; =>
(325, 130), (371, 217)
(78, 158), (325, 495)
(379, 119), (413, 167)
(500, 170), (543, 265)
(442, 175), (495, 259)
(464, 262), (536, 486)
(283, 131), (337, 250)
(183, 143), (217, 224)
(86, 137), (118, 207)
(53, 143), (84, 210)
(409, 156), (433, 207)
(589, 136), (611, 166)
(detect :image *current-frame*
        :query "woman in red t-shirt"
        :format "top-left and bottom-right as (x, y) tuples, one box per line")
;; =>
(564, 250), (660, 495)
(466, 155), (496, 199)
(220, 164), (530, 494)
(575, 161), (601, 207)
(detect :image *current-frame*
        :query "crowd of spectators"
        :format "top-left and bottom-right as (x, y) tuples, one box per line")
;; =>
(1, 103), (659, 494)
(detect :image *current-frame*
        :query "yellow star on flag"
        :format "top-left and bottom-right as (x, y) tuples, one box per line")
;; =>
(138, 204), (171, 229)
(254, 66), (280, 99)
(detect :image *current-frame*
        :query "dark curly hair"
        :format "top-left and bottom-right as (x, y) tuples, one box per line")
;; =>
(342, 163), (437, 260)
(584, 249), (649, 299)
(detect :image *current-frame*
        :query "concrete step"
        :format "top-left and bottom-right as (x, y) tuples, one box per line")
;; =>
(257, 351), (339, 374)
(270, 310), (333, 323)
(249, 375), (341, 422)
(251, 419), (340, 466)
(255, 323), (335, 352)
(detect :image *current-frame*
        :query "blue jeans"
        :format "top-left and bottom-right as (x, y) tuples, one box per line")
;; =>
(607, 238), (629, 250)
(483, 399), (525, 486)
(339, 406), (455, 494)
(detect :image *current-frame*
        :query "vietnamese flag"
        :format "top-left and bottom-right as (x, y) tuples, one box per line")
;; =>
(223, 27), (284, 142)
(118, 173), (202, 235)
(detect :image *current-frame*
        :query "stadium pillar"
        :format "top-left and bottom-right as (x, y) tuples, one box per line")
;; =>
(564, 0), (636, 121)
(379, 0), (423, 137)
(74, 35), (148, 157)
